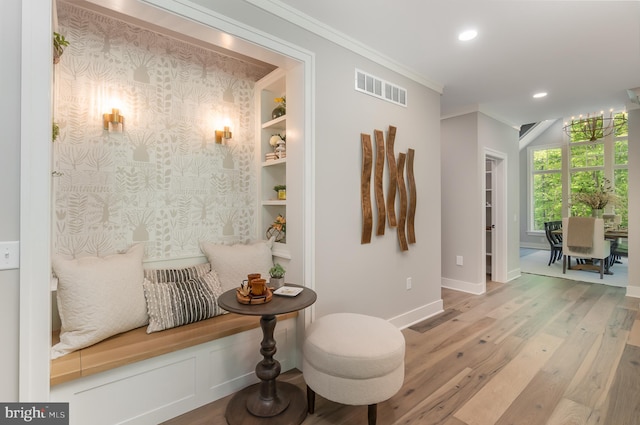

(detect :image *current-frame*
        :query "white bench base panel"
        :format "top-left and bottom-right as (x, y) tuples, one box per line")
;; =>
(50, 317), (297, 425)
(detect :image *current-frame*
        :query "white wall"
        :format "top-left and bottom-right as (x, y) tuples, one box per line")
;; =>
(441, 112), (519, 291)
(478, 113), (520, 280)
(0, 0), (21, 401)
(186, 0), (443, 323)
(12, 0), (445, 400)
(441, 113), (480, 287)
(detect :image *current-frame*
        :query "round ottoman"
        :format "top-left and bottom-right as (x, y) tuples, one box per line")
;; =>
(303, 313), (405, 425)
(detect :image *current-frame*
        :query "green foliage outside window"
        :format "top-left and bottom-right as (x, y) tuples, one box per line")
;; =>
(531, 112), (628, 231)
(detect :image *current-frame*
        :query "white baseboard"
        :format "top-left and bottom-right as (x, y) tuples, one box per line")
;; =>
(626, 285), (640, 299)
(520, 242), (548, 250)
(441, 278), (486, 295)
(507, 268), (522, 282)
(388, 298), (444, 330)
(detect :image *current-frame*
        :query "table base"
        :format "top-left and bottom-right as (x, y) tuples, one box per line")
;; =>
(225, 382), (307, 425)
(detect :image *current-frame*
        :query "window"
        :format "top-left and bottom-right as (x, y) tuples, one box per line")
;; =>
(530, 147), (563, 231)
(528, 112), (628, 232)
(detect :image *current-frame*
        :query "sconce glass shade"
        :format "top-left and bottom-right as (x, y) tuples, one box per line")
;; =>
(103, 108), (124, 132)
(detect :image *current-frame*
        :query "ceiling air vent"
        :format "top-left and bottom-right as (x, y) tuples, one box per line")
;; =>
(355, 69), (407, 107)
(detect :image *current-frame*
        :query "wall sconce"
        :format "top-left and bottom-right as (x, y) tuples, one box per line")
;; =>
(215, 126), (232, 144)
(103, 108), (124, 132)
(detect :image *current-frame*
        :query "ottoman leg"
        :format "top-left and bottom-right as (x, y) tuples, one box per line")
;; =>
(368, 403), (377, 425)
(307, 385), (316, 414)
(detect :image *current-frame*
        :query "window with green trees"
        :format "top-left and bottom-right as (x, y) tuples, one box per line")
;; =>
(529, 112), (628, 232)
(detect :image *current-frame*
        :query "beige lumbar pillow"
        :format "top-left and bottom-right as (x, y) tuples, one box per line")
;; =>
(200, 238), (274, 292)
(51, 244), (149, 359)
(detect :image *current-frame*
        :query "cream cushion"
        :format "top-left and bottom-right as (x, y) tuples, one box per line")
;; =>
(51, 244), (149, 359)
(200, 238), (273, 292)
(303, 313), (405, 406)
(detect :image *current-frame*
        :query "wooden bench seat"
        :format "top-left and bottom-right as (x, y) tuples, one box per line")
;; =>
(50, 311), (297, 386)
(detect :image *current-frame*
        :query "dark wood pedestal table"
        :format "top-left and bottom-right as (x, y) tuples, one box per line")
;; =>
(218, 284), (317, 425)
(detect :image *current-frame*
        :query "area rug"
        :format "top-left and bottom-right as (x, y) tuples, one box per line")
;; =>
(519, 249), (627, 287)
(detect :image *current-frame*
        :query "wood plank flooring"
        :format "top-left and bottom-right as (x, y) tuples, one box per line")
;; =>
(162, 274), (640, 425)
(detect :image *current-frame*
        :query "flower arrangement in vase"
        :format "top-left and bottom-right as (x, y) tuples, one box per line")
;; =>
(571, 177), (618, 217)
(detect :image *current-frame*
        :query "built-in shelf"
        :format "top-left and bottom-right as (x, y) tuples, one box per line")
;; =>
(262, 200), (286, 206)
(262, 115), (286, 130)
(262, 158), (287, 167)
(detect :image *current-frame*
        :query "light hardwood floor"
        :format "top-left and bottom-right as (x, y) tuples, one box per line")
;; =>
(162, 273), (640, 425)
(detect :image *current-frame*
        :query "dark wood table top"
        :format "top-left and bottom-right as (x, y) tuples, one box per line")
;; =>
(218, 284), (317, 317)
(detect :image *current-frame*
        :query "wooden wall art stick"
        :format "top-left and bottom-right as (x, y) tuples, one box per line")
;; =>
(360, 134), (373, 244)
(396, 152), (409, 251)
(407, 148), (417, 244)
(373, 130), (386, 235)
(385, 126), (398, 227)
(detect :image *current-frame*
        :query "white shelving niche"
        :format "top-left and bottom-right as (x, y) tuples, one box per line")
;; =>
(256, 69), (289, 261)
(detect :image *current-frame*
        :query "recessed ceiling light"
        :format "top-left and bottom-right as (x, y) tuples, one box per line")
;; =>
(458, 29), (477, 41)
(533, 92), (548, 99)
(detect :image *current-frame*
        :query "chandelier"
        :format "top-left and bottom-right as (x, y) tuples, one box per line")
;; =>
(563, 111), (627, 141)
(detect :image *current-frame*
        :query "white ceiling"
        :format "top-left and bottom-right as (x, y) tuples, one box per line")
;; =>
(273, 0), (640, 127)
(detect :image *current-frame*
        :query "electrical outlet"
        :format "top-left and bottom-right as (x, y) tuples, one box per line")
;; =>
(406, 277), (412, 290)
(456, 256), (463, 266)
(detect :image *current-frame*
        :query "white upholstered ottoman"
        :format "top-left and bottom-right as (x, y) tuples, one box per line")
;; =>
(303, 313), (405, 425)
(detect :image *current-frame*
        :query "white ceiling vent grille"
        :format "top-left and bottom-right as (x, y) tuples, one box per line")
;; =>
(355, 69), (407, 107)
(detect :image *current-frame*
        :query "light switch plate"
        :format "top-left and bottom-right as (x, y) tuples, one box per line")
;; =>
(0, 241), (20, 270)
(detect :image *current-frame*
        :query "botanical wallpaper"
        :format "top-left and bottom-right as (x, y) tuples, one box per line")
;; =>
(54, 2), (274, 260)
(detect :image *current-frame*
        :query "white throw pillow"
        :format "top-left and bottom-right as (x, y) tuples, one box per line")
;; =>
(51, 244), (149, 359)
(200, 239), (274, 292)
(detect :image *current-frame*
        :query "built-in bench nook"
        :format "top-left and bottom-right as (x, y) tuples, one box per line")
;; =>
(50, 311), (297, 387)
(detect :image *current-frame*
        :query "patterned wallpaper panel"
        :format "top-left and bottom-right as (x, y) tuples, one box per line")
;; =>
(54, 2), (274, 260)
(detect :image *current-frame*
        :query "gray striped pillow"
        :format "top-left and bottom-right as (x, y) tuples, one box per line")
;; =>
(142, 264), (225, 333)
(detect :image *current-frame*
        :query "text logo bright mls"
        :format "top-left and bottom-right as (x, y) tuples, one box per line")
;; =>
(1, 403), (68, 424)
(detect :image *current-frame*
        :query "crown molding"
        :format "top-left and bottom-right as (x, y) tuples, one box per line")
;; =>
(244, 0), (443, 95)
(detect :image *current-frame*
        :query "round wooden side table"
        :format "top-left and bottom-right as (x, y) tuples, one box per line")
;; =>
(218, 284), (317, 425)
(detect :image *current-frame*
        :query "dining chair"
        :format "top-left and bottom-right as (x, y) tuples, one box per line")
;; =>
(543, 221), (563, 266)
(562, 217), (611, 279)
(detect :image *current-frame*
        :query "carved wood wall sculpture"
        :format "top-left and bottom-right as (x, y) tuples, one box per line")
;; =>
(396, 152), (409, 251)
(373, 130), (386, 235)
(360, 134), (373, 244)
(407, 148), (417, 244)
(359, 125), (417, 251)
(385, 126), (398, 227)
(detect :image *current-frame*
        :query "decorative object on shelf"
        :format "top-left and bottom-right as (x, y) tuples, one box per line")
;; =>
(215, 126), (232, 144)
(571, 176), (618, 216)
(396, 152), (409, 251)
(407, 148), (417, 244)
(268, 134), (286, 160)
(360, 133), (373, 244)
(275, 139), (286, 159)
(266, 214), (286, 243)
(373, 130), (386, 236)
(53, 32), (69, 64)
(103, 108), (124, 132)
(562, 110), (627, 141)
(271, 96), (286, 119)
(385, 126), (398, 227)
(274, 185), (286, 200)
(269, 263), (286, 289)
